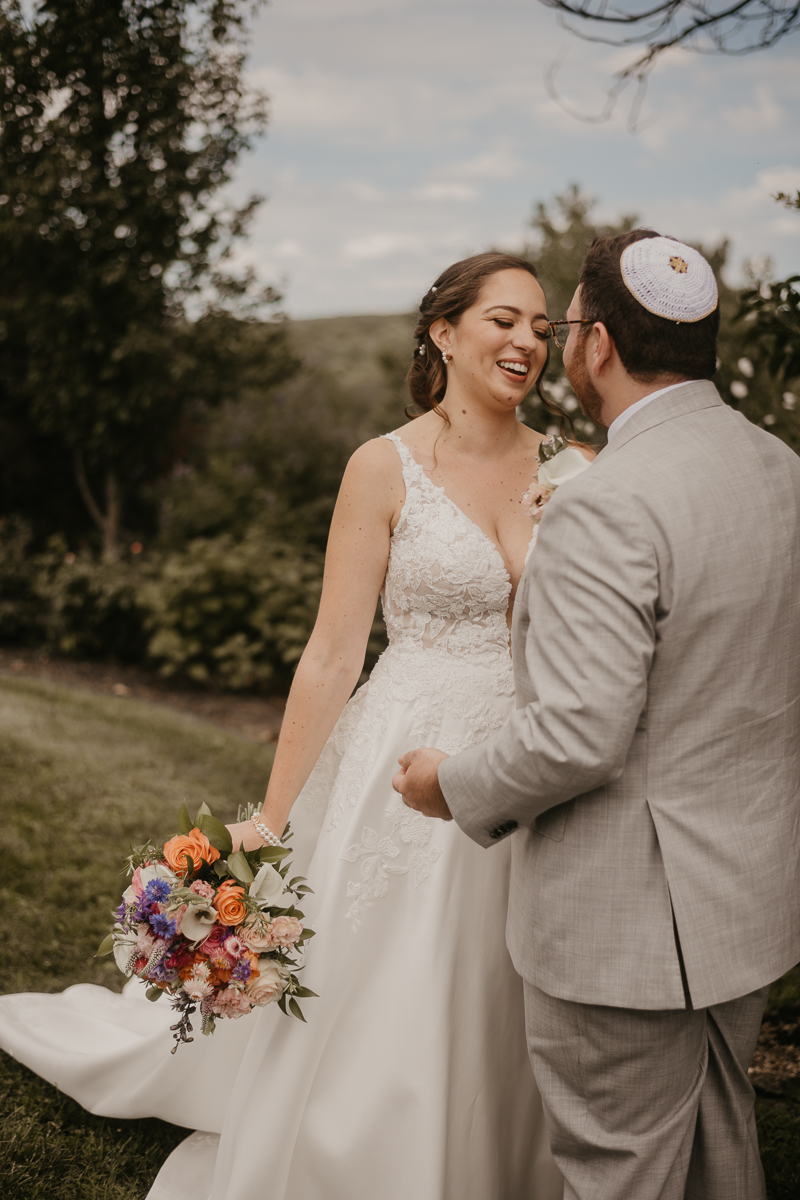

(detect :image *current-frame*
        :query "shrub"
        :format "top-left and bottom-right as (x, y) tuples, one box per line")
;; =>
(0, 518), (45, 644)
(142, 529), (323, 689)
(36, 541), (151, 661)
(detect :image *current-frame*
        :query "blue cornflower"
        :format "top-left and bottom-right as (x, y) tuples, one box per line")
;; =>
(150, 912), (177, 940)
(231, 960), (252, 982)
(145, 879), (172, 903)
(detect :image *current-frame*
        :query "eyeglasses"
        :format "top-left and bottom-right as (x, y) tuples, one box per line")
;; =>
(549, 319), (597, 350)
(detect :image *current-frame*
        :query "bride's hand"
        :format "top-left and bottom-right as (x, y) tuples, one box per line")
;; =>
(225, 820), (268, 853)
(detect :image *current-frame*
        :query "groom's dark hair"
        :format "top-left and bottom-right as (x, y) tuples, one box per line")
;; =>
(579, 229), (719, 383)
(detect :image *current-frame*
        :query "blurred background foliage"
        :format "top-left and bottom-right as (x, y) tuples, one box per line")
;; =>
(0, 5), (797, 692)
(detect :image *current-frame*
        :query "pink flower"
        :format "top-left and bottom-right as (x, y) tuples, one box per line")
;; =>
(268, 916), (303, 949)
(224, 935), (245, 958)
(207, 949), (235, 971)
(521, 480), (552, 522)
(183, 965), (213, 1002)
(183, 977), (214, 1001)
(135, 924), (157, 956)
(190, 880), (215, 900)
(199, 924), (228, 953)
(240, 918), (273, 954)
(212, 989), (253, 1019)
(245, 960), (289, 1006)
(169, 904), (188, 934)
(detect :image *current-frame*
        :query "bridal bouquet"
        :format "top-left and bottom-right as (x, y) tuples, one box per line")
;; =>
(96, 802), (316, 1052)
(522, 435), (591, 522)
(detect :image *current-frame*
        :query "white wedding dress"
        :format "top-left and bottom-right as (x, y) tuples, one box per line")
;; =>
(0, 432), (561, 1200)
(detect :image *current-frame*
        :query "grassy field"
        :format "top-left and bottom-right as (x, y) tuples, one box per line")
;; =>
(0, 674), (273, 1198)
(0, 673), (798, 1197)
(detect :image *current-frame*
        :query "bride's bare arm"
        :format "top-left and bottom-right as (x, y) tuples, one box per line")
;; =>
(226, 438), (403, 850)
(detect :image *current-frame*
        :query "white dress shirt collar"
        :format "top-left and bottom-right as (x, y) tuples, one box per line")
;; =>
(606, 380), (699, 443)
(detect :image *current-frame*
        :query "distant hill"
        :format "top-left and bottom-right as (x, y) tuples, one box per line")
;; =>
(289, 312), (416, 401)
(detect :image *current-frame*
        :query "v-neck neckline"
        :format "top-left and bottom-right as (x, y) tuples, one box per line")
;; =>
(387, 432), (534, 589)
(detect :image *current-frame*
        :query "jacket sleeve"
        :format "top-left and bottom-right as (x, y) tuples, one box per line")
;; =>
(439, 473), (659, 847)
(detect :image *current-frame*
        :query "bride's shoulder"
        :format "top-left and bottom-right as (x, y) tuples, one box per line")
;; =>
(340, 437), (405, 509)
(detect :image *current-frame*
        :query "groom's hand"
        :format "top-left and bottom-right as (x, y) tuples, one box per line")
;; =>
(393, 748), (452, 820)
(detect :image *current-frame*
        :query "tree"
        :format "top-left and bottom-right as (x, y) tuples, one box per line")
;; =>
(732, 190), (800, 452)
(540, 0), (800, 126)
(519, 185), (638, 441)
(0, 0), (279, 559)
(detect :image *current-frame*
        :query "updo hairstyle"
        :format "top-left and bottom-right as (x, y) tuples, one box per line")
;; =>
(406, 251), (573, 436)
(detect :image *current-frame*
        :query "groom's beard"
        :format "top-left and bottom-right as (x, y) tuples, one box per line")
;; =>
(565, 344), (606, 428)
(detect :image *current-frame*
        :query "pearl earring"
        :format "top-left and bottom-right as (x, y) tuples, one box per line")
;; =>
(441, 351), (450, 366)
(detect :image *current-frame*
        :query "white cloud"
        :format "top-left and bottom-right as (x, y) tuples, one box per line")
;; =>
(723, 85), (785, 135)
(411, 182), (478, 202)
(230, 0), (800, 315)
(441, 140), (525, 182)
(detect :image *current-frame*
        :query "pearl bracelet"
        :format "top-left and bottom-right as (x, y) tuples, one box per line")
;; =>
(251, 816), (282, 847)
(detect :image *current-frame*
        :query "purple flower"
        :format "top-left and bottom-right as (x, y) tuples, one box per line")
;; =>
(149, 912), (177, 940)
(148, 958), (179, 983)
(113, 901), (127, 922)
(231, 960), (252, 982)
(132, 898), (152, 923)
(145, 879), (171, 903)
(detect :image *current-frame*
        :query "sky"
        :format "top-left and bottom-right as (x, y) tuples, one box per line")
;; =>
(229, 0), (800, 318)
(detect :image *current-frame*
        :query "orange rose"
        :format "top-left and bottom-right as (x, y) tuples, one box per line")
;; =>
(213, 879), (247, 926)
(162, 829), (220, 877)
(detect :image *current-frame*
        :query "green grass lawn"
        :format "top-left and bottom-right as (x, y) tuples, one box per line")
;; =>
(0, 673), (798, 1197)
(0, 674), (273, 1198)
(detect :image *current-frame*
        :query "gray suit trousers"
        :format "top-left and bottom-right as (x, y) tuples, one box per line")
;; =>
(523, 982), (770, 1200)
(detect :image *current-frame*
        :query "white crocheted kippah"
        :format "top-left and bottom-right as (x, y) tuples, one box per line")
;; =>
(620, 237), (718, 323)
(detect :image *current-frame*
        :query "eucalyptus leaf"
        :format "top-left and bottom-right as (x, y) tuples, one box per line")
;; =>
(257, 845), (291, 864)
(277, 993), (288, 1016)
(178, 802), (192, 835)
(213, 860), (228, 878)
(288, 997), (306, 1022)
(298, 929), (316, 942)
(292, 986), (318, 999)
(145, 986), (163, 1002)
(227, 849), (255, 884)
(194, 801), (213, 825)
(94, 932), (114, 957)
(197, 813), (233, 854)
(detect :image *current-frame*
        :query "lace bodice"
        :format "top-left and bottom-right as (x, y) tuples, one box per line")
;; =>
(381, 432), (532, 662)
(296, 432), (538, 924)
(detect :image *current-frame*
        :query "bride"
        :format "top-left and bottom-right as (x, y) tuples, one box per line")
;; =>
(0, 252), (567, 1199)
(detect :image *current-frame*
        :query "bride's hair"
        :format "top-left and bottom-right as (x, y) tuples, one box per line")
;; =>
(406, 251), (574, 436)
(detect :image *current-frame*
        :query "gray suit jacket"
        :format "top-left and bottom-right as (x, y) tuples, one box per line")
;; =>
(440, 382), (800, 1010)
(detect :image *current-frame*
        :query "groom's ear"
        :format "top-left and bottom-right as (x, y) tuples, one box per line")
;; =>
(589, 322), (615, 377)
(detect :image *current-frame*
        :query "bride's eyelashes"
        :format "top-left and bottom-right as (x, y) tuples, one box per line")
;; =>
(491, 318), (549, 341)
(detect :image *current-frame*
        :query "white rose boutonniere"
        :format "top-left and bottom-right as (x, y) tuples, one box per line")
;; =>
(522, 436), (592, 523)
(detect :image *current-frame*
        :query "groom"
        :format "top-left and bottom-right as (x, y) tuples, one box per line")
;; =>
(393, 230), (800, 1200)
